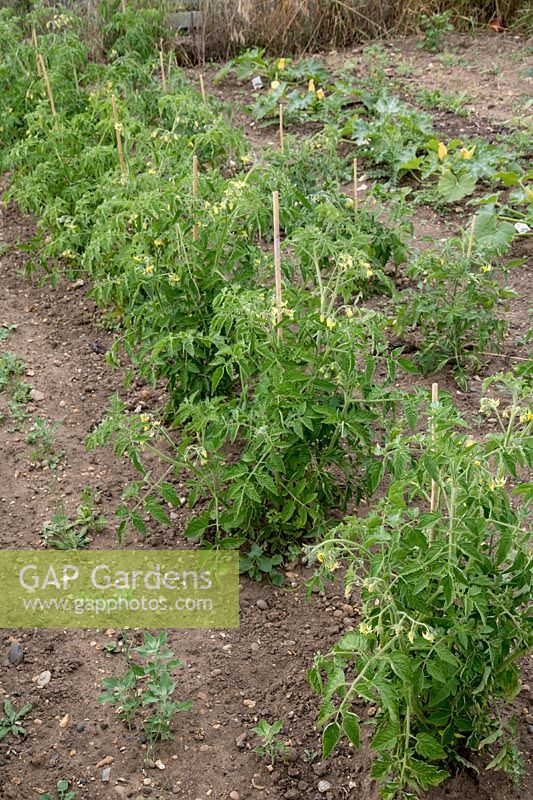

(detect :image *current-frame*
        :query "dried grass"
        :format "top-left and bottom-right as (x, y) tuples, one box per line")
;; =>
(199, 0), (529, 59)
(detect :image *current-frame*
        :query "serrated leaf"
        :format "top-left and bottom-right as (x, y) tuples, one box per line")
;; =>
(415, 732), (447, 760)
(342, 711), (360, 748)
(371, 721), (400, 752)
(322, 721), (341, 758)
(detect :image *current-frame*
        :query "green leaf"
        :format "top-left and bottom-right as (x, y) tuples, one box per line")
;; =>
(184, 512), (210, 539)
(143, 496), (171, 526)
(371, 721), (400, 752)
(322, 721), (341, 758)
(342, 711), (360, 748)
(415, 732), (447, 761)
(159, 483), (182, 507)
(437, 170), (477, 202)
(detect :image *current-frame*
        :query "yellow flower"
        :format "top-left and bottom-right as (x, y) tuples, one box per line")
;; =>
(140, 414), (150, 423)
(168, 274), (180, 285)
(147, 168), (156, 175)
(366, 268), (374, 278)
(151, 130), (159, 139)
(474, 460), (481, 467)
(464, 437), (475, 448)
(359, 622), (373, 636)
(407, 629), (415, 643)
(241, 153), (252, 164)
(144, 264), (154, 274)
(422, 629), (435, 642)
(437, 141), (447, 160)
(270, 80), (280, 91)
(481, 264), (492, 273)
(316, 89), (325, 101)
(460, 146), (475, 159)
(326, 317), (337, 330)
(346, 308), (354, 318)
(519, 411), (533, 423)
(277, 58), (286, 70)
(317, 552), (325, 563)
(308, 78), (316, 93)
(154, 239), (164, 248)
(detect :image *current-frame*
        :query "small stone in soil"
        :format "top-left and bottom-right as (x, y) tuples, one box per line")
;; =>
(229, 792), (240, 800)
(256, 599), (268, 610)
(76, 723), (85, 733)
(101, 767), (111, 782)
(318, 780), (332, 793)
(35, 670), (51, 688)
(528, 725), (533, 734)
(7, 643), (24, 666)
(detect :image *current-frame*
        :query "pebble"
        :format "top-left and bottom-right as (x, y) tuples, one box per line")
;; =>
(7, 643), (24, 666)
(96, 756), (114, 768)
(30, 389), (45, 402)
(229, 792), (240, 800)
(256, 599), (268, 610)
(76, 723), (85, 733)
(235, 732), (247, 749)
(35, 670), (51, 688)
(250, 642), (260, 653)
(528, 725), (533, 735)
(101, 767), (111, 782)
(284, 747), (298, 763)
(318, 780), (332, 793)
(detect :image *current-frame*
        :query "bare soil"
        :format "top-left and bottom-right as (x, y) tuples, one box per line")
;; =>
(1, 31), (532, 800)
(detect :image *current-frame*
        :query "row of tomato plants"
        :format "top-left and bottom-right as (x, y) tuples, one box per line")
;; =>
(1, 5), (532, 798)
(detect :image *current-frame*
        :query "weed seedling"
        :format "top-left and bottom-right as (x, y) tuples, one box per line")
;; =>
(99, 632), (191, 754)
(26, 417), (64, 468)
(42, 780), (76, 800)
(417, 11), (454, 52)
(0, 700), (32, 741)
(42, 489), (106, 549)
(252, 719), (286, 764)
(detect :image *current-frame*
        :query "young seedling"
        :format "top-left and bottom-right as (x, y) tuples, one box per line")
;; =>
(99, 632), (191, 755)
(25, 417), (64, 468)
(42, 489), (106, 549)
(42, 780), (76, 800)
(252, 719), (286, 764)
(0, 700), (32, 741)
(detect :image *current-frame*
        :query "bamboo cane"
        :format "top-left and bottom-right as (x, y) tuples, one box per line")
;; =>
(279, 104), (284, 152)
(192, 155), (199, 241)
(32, 28), (41, 76)
(111, 95), (125, 177)
(467, 215), (476, 259)
(159, 41), (167, 93)
(272, 191), (282, 338)
(38, 53), (56, 116)
(429, 382), (439, 541)
(199, 73), (206, 102)
(353, 157), (359, 212)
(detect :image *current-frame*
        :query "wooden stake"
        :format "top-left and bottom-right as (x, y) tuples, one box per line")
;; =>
(192, 155), (198, 241)
(111, 95), (125, 177)
(38, 53), (56, 116)
(353, 157), (359, 212)
(279, 104), (284, 152)
(429, 382), (439, 540)
(199, 73), (206, 102)
(467, 215), (476, 259)
(272, 191), (282, 338)
(159, 41), (167, 92)
(32, 28), (41, 76)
